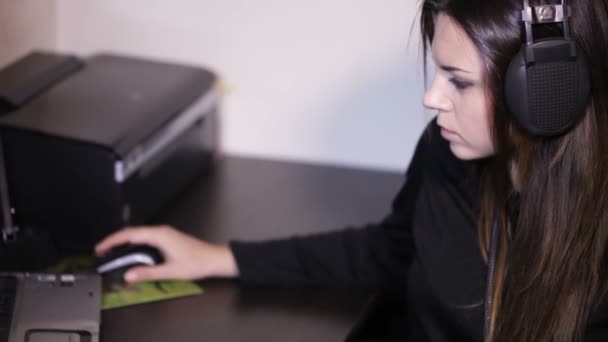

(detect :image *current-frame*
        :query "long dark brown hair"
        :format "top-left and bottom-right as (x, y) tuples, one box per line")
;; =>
(421, 0), (608, 341)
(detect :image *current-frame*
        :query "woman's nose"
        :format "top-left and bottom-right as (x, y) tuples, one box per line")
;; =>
(422, 75), (450, 112)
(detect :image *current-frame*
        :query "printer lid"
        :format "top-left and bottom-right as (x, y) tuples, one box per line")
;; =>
(0, 53), (216, 157)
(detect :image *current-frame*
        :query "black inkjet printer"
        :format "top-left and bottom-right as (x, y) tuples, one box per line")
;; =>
(0, 51), (218, 252)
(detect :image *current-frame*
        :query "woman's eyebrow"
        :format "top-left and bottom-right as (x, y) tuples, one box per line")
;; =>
(439, 64), (473, 74)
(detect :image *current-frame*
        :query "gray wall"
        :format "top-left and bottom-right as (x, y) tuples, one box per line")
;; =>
(0, 0), (57, 66)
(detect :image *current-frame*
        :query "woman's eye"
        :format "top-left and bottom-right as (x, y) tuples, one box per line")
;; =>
(449, 77), (473, 90)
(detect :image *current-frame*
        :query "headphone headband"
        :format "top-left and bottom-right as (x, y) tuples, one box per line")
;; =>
(522, 0), (571, 43)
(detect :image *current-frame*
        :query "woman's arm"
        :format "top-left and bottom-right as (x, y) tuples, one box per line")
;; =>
(96, 120), (437, 289)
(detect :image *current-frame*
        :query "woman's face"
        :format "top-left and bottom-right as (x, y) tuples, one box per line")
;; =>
(423, 13), (494, 160)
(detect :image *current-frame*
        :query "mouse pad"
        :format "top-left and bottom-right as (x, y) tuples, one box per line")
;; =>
(46, 255), (204, 310)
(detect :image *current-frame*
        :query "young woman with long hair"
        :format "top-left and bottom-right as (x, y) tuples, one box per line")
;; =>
(96, 0), (608, 340)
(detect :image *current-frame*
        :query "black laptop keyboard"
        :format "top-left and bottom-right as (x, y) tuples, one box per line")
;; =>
(0, 275), (17, 341)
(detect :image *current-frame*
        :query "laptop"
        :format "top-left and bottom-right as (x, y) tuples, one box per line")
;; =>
(0, 272), (101, 342)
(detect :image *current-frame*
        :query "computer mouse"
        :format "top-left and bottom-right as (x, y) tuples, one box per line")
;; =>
(95, 244), (164, 284)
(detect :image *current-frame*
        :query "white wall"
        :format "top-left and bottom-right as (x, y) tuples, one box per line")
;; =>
(0, 0), (57, 66)
(57, 1), (430, 172)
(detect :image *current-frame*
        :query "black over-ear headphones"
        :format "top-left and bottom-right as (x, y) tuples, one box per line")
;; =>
(504, 0), (590, 137)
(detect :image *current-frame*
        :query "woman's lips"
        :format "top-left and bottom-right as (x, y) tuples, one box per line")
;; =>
(440, 127), (458, 139)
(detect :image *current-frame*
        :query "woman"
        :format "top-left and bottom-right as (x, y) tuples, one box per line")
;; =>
(96, 0), (608, 340)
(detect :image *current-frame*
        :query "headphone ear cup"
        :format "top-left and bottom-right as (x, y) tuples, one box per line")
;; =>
(504, 48), (531, 134)
(504, 40), (591, 137)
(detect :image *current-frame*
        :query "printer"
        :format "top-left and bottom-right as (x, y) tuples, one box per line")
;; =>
(0, 51), (218, 252)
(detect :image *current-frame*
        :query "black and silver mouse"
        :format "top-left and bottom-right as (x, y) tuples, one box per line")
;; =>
(96, 244), (164, 284)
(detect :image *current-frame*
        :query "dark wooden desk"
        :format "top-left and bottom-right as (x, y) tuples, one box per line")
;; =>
(101, 156), (404, 342)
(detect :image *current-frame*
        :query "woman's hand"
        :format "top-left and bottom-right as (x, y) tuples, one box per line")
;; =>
(95, 225), (239, 284)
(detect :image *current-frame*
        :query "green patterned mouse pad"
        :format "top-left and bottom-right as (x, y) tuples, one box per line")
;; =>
(46, 255), (204, 310)
(101, 280), (203, 310)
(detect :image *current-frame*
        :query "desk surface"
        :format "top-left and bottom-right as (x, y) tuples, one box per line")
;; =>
(101, 156), (403, 342)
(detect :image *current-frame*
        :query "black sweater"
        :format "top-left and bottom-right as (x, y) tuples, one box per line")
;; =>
(230, 119), (608, 341)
